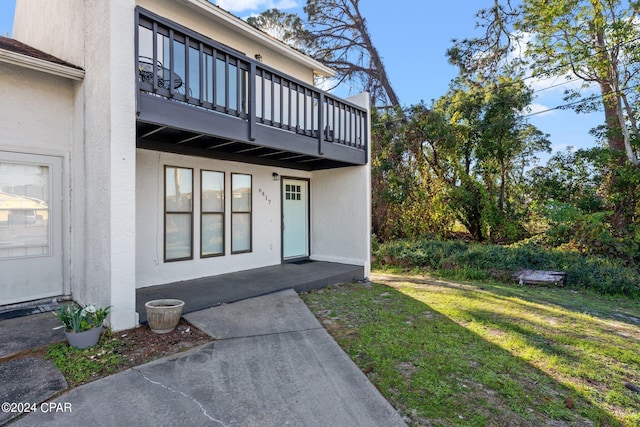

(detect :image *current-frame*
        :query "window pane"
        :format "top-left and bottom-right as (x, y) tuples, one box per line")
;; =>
(188, 46), (200, 99)
(201, 171), (224, 212)
(229, 62), (237, 111)
(241, 69), (248, 113)
(165, 213), (192, 260)
(215, 57), (225, 106)
(0, 163), (50, 259)
(202, 214), (223, 256)
(165, 167), (192, 212)
(204, 53), (213, 103)
(138, 25), (153, 60)
(172, 39), (185, 83)
(232, 213), (250, 252)
(232, 174), (251, 212)
(159, 33), (169, 67)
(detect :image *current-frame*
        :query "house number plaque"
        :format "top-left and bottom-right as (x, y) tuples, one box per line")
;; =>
(258, 188), (271, 205)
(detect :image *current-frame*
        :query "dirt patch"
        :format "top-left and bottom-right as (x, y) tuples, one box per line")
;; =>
(3, 318), (212, 387)
(114, 318), (212, 367)
(396, 361), (417, 378)
(459, 380), (571, 427)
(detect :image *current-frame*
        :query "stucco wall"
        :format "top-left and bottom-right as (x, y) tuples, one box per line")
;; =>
(310, 165), (371, 275)
(13, 0), (85, 67)
(0, 64), (76, 154)
(81, 0), (138, 330)
(136, 149), (313, 287)
(310, 92), (371, 277)
(136, 0), (316, 85)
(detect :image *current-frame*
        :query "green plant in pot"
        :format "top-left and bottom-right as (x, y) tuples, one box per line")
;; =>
(54, 303), (111, 349)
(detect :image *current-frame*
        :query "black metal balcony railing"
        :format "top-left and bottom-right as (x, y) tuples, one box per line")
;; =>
(135, 9), (367, 157)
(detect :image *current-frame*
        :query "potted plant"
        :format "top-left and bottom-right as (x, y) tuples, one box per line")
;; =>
(145, 299), (185, 334)
(53, 303), (111, 349)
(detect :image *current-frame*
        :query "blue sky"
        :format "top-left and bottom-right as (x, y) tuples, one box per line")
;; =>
(0, 0), (602, 162)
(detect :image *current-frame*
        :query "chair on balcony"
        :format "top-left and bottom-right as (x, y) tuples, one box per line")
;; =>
(138, 56), (183, 90)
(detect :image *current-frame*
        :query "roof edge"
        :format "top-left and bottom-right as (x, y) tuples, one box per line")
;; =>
(0, 48), (85, 80)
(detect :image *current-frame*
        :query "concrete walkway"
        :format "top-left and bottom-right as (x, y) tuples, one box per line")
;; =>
(11, 290), (407, 426)
(0, 311), (65, 359)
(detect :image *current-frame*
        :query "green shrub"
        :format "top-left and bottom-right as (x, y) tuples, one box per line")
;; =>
(374, 239), (640, 297)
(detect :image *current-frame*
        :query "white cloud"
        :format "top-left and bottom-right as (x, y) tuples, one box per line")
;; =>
(214, 0), (298, 13)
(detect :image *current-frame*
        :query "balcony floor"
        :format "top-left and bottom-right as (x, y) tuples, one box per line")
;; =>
(136, 92), (367, 171)
(135, 261), (364, 323)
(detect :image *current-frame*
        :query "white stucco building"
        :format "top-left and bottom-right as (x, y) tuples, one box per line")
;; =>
(0, 0), (371, 330)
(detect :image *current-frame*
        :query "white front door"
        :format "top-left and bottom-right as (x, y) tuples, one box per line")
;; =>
(0, 152), (63, 305)
(282, 178), (309, 260)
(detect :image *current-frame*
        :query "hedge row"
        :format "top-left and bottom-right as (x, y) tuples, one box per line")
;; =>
(373, 239), (640, 297)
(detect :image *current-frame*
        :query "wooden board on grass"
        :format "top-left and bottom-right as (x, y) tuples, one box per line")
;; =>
(512, 270), (566, 285)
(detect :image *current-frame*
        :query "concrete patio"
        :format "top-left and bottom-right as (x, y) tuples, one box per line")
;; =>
(136, 260), (364, 323)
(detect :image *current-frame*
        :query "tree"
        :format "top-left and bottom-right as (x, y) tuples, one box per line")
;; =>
(246, 1), (400, 107)
(246, 9), (316, 53)
(518, 0), (640, 166)
(434, 75), (550, 241)
(517, 0), (640, 232)
(449, 0), (640, 233)
(304, 0), (400, 107)
(449, 0), (640, 166)
(370, 74), (549, 242)
(370, 105), (449, 240)
(447, 0), (523, 78)
(527, 148), (605, 213)
(527, 147), (640, 262)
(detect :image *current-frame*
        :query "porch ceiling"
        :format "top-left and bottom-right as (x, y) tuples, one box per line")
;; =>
(136, 121), (358, 171)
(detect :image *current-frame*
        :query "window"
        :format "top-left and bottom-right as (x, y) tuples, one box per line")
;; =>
(201, 170), (224, 257)
(285, 183), (302, 201)
(231, 173), (251, 253)
(0, 162), (50, 259)
(165, 166), (193, 261)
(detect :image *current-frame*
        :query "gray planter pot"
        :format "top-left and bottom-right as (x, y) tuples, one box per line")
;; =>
(65, 325), (102, 349)
(145, 299), (185, 334)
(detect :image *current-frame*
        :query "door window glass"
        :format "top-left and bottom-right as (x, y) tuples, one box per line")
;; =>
(0, 162), (50, 259)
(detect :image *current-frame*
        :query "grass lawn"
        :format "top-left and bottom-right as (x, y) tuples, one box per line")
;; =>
(301, 271), (640, 426)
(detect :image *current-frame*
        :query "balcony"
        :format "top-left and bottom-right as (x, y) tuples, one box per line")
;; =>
(135, 8), (368, 170)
